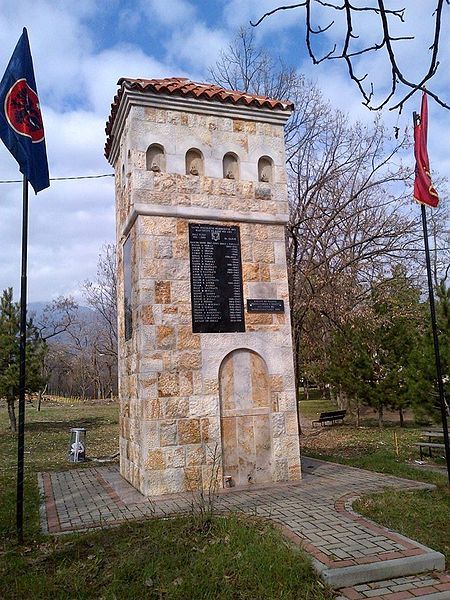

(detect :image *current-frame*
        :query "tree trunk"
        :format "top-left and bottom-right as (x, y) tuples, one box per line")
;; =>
(292, 327), (303, 436)
(294, 329), (301, 402)
(330, 387), (336, 404)
(356, 402), (361, 428)
(337, 387), (349, 410)
(7, 397), (17, 432)
(399, 406), (404, 428)
(378, 404), (384, 428)
(37, 384), (48, 412)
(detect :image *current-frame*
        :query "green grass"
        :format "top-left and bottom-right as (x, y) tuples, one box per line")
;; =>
(0, 400), (120, 543)
(354, 488), (450, 564)
(301, 423), (446, 484)
(297, 388), (328, 403)
(298, 398), (337, 420)
(0, 400), (120, 473)
(0, 400), (332, 600)
(0, 515), (332, 600)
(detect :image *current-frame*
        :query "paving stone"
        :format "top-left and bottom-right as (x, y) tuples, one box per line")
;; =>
(365, 588), (391, 597)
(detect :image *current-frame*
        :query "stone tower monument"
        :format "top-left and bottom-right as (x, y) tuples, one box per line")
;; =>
(105, 77), (301, 496)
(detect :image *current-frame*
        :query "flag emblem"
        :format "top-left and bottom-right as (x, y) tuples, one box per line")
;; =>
(5, 79), (44, 142)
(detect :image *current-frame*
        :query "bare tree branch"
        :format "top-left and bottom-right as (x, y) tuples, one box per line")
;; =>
(251, 0), (450, 112)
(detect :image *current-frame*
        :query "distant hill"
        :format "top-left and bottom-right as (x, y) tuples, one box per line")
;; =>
(28, 302), (96, 345)
(28, 302), (94, 319)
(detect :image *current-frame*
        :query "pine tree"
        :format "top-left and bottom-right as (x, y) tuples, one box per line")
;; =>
(409, 281), (450, 422)
(325, 270), (427, 426)
(0, 288), (47, 431)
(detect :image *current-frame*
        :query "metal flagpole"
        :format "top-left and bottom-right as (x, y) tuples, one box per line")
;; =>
(0, 30), (49, 543)
(420, 202), (450, 485)
(16, 175), (29, 543)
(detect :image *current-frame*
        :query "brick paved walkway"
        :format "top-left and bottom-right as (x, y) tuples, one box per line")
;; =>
(39, 457), (449, 598)
(337, 572), (450, 599)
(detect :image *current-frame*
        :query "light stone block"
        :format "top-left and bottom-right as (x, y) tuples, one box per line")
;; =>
(273, 435), (300, 461)
(274, 241), (287, 265)
(163, 468), (187, 493)
(189, 394), (219, 418)
(164, 447), (186, 468)
(201, 418), (221, 445)
(271, 413), (286, 437)
(273, 458), (289, 481)
(247, 282), (277, 299)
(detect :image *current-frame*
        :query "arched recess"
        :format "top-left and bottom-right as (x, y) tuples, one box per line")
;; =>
(223, 152), (239, 180)
(185, 148), (204, 176)
(146, 143), (165, 172)
(219, 349), (272, 487)
(258, 155), (273, 183)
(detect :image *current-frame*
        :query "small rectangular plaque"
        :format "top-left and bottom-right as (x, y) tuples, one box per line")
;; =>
(247, 299), (285, 313)
(189, 223), (245, 333)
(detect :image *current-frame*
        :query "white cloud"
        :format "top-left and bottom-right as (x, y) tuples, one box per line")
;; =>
(140, 0), (196, 26)
(118, 8), (143, 32)
(81, 45), (178, 115)
(165, 23), (230, 73)
(44, 109), (107, 175)
(0, 1), (96, 109)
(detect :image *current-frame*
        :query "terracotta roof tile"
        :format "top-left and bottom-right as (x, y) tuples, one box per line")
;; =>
(105, 77), (293, 159)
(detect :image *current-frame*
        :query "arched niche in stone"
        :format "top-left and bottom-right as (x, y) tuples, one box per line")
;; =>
(185, 148), (204, 176)
(219, 348), (272, 488)
(223, 152), (239, 180)
(146, 143), (166, 173)
(258, 155), (273, 183)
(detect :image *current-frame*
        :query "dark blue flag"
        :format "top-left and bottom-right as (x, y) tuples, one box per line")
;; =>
(0, 28), (49, 193)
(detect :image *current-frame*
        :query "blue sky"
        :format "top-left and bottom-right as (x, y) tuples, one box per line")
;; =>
(0, 0), (448, 302)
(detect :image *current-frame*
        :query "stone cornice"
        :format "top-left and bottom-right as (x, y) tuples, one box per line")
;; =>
(121, 203), (289, 240)
(108, 89), (292, 166)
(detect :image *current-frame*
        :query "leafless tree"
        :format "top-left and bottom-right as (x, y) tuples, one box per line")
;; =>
(210, 28), (325, 159)
(40, 246), (118, 401)
(424, 193), (450, 287)
(251, 1), (450, 112)
(287, 107), (424, 392)
(210, 29), (432, 400)
(82, 243), (118, 361)
(30, 296), (79, 409)
(65, 319), (97, 400)
(82, 243), (118, 399)
(34, 296), (79, 341)
(210, 27), (298, 101)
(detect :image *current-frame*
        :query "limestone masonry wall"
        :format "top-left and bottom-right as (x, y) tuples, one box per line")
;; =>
(115, 99), (301, 496)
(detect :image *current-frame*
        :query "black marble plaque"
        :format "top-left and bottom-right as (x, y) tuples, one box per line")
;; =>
(123, 235), (133, 341)
(189, 223), (245, 333)
(247, 299), (285, 313)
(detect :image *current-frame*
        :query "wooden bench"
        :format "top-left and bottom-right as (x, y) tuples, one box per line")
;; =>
(415, 442), (446, 460)
(312, 410), (346, 427)
(421, 431), (444, 440)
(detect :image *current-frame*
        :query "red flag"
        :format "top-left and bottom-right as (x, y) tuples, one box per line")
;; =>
(414, 92), (439, 208)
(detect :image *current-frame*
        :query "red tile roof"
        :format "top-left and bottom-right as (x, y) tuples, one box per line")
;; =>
(105, 77), (293, 159)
